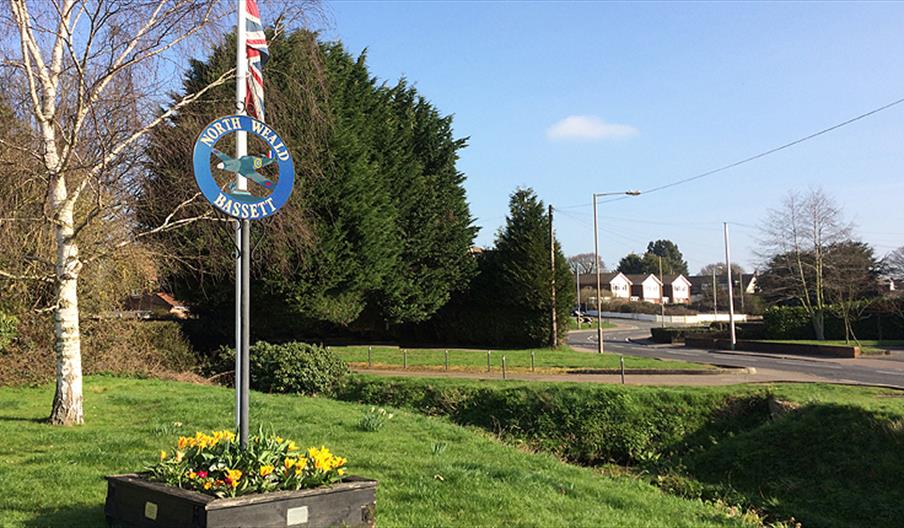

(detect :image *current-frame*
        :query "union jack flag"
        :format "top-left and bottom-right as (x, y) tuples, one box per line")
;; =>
(245, 0), (269, 121)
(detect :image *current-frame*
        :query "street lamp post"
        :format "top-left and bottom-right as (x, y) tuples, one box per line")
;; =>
(592, 190), (641, 353)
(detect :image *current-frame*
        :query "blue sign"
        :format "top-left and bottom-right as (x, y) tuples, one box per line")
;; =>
(193, 115), (295, 219)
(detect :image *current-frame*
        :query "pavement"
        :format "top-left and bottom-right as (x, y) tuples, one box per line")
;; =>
(567, 321), (904, 389)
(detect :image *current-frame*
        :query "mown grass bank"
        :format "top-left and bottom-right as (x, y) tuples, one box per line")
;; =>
(758, 339), (904, 354)
(330, 344), (708, 373)
(338, 376), (904, 528)
(0, 377), (758, 528)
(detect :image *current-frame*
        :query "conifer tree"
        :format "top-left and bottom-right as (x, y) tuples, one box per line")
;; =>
(139, 31), (475, 337)
(489, 188), (574, 346)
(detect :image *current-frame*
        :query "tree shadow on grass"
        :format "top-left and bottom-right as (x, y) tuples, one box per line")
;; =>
(0, 415), (47, 424)
(24, 504), (105, 528)
(679, 403), (904, 528)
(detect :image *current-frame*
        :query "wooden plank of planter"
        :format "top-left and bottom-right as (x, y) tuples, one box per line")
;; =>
(105, 474), (377, 528)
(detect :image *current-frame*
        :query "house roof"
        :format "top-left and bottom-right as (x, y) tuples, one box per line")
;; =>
(662, 274), (691, 285)
(577, 272), (632, 288)
(624, 273), (662, 285)
(156, 292), (186, 309)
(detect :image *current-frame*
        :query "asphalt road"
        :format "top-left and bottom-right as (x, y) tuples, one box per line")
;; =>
(567, 321), (904, 389)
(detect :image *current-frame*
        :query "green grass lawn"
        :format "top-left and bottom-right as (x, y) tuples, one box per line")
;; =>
(758, 339), (904, 354)
(330, 344), (710, 372)
(0, 377), (758, 528)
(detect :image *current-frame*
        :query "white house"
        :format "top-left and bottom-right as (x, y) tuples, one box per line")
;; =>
(663, 274), (692, 304)
(626, 274), (663, 303)
(577, 272), (633, 300)
(603, 272), (632, 299)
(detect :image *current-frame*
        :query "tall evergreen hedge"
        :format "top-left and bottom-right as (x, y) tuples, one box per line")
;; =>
(138, 30), (475, 341)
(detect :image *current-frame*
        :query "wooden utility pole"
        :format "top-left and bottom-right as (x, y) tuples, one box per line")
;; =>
(549, 204), (557, 348)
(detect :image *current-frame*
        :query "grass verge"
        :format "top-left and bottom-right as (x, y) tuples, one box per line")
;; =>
(330, 344), (710, 373)
(758, 339), (904, 354)
(338, 375), (904, 528)
(0, 376), (758, 528)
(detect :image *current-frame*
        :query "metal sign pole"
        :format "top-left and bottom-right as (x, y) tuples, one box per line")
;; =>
(240, 218), (251, 446)
(724, 222), (737, 349)
(235, 0), (249, 446)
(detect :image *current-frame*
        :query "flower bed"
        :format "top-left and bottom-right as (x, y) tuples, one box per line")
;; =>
(105, 430), (376, 527)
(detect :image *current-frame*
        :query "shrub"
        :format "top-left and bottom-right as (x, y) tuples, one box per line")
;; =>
(215, 341), (348, 396)
(0, 312), (18, 353)
(763, 306), (815, 339)
(650, 326), (713, 344)
(0, 316), (198, 386)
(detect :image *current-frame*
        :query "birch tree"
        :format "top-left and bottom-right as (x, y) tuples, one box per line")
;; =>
(0, 0), (241, 425)
(758, 188), (852, 340)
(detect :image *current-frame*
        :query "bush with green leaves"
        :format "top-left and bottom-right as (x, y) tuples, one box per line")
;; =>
(0, 312), (17, 353)
(214, 341), (348, 396)
(650, 326), (713, 344)
(253, 341), (348, 396)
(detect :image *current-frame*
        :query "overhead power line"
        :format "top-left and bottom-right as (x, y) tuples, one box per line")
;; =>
(638, 95), (904, 196)
(559, 95), (904, 209)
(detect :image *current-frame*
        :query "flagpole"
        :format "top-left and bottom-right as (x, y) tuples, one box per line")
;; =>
(234, 0), (248, 437)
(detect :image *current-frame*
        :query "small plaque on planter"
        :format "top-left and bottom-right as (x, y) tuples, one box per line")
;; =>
(287, 505), (309, 525)
(143, 501), (158, 520)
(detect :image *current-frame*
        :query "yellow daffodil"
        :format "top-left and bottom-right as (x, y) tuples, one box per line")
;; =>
(259, 465), (274, 477)
(159, 450), (167, 460)
(284, 457), (297, 469)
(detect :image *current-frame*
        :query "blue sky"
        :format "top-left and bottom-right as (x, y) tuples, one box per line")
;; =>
(320, 1), (904, 273)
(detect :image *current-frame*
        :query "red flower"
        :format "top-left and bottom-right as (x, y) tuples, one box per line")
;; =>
(197, 470), (208, 479)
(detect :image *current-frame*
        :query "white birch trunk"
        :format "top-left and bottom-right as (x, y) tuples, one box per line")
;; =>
(44, 125), (84, 426)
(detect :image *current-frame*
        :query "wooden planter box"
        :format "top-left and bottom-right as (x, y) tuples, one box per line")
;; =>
(104, 474), (376, 528)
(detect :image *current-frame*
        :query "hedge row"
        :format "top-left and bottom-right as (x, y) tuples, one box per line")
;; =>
(336, 376), (770, 466)
(763, 304), (904, 340)
(0, 317), (197, 386)
(649, 326), (714, 344)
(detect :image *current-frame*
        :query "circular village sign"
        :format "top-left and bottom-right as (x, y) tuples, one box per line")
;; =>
(193, 115), (294, 219)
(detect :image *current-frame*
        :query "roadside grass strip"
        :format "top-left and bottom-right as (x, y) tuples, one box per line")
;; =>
(332, 345), (711, 373)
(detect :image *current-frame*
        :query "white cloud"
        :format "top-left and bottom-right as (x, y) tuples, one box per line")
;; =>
(546, 115), (638, 141)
